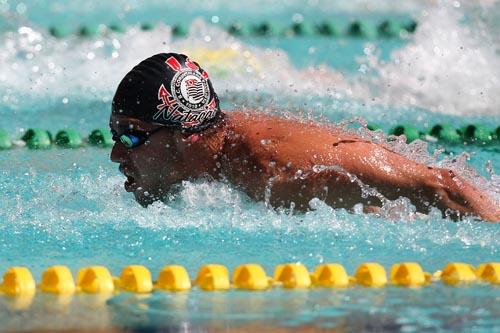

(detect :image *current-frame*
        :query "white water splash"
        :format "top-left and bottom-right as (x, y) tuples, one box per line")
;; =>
(349, 120), (500, 203)
(1, 0), (499, 116)
(357, 0), (500, 116)
(2, 167), (498, 251)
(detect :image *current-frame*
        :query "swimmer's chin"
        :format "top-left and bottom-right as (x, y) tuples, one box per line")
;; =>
(133, 191), (161, 207)
(135, 195), (155, 207)
(132, 187), (178, 207)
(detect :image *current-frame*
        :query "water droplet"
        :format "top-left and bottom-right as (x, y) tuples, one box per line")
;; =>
(292, 13), (303, 23)
(16, 2), (27, 14)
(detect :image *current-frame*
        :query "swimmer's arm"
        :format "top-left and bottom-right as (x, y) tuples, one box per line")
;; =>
(332, 141), (499, 222)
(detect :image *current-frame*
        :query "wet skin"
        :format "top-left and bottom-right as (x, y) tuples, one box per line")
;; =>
(110, 111), (500, 222)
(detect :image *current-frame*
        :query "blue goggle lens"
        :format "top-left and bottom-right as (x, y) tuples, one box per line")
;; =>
(119, 134), (141, 148)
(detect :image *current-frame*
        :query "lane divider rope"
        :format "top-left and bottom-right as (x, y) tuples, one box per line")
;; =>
(0, 262), (498, 299)
(0, 128), (113, 150)
(1, 124), (499, 151)
(47, 19), (418, 39)
(373, 123), (500, 144)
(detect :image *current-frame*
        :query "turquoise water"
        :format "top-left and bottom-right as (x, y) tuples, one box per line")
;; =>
(1, 1), (500, 332)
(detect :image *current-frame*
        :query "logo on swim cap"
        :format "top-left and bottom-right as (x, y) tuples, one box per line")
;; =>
(171, 70), (210, 111)
(153, 55), (218, 129)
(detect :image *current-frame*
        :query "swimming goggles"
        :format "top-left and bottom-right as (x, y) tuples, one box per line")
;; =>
(113, 127), (164, 149)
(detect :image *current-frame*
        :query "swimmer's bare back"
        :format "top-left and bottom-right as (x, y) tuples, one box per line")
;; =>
(208, 112), (499, 222)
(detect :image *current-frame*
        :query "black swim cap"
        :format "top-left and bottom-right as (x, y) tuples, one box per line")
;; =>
(112, 53), (222, 132)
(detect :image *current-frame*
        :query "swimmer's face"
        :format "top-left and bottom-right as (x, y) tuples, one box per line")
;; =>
(109, 115), (189, 206)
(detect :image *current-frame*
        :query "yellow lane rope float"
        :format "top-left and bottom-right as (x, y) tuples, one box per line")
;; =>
(0, 262), (498, 297)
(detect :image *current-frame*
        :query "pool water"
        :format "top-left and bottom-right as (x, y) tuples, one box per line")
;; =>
(0, 0), (499, 332)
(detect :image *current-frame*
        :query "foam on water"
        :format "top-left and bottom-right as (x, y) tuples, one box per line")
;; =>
(1, 0), (500, 118)
(1, 150), (498, 260)
(358, 0), (500, 116)
(0, 18), (357, 113)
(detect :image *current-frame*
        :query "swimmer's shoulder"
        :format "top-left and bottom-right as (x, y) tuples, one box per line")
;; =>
(225, 110), (361, 144)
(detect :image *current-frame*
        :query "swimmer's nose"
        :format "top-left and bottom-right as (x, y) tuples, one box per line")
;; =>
(110, 142), (127, 163)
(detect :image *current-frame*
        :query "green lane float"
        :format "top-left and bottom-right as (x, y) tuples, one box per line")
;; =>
(45, 18), (418, 39)
(49, 25), (71, 38)
(316, 21), (340, 37)
(0, 129), (12, 149)
(494, 126), (500, 140)
(88, 128), (114, 147)
(461, 124), (492, 143)
(377, 19), (402, 38)
(228, 22), (252, 37)
(1, 262), (499, 300)
(366, 123), (382, 131)
(429, 124), (461, 144)
(253, 22), (281, 37)
(289, 22), (316, 36)
(55, 129), (83, 148)
(404, 20), (418, 33)
(109, 22), (126, 33)
(172, 24), (188, 37)
(389, 124), (421, 143)
(21, 129), (52, 149)
(140, 22), (155, 31)
(347, 21), (376, 38)
(78, 24), (99, 38)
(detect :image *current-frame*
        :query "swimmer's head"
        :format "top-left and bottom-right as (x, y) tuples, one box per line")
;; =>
(112, 53), (222, 132)
(110, 53), (223, 206)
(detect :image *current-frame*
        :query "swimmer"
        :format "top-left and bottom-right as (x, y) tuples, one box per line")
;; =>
(110, 53), (500, 222)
